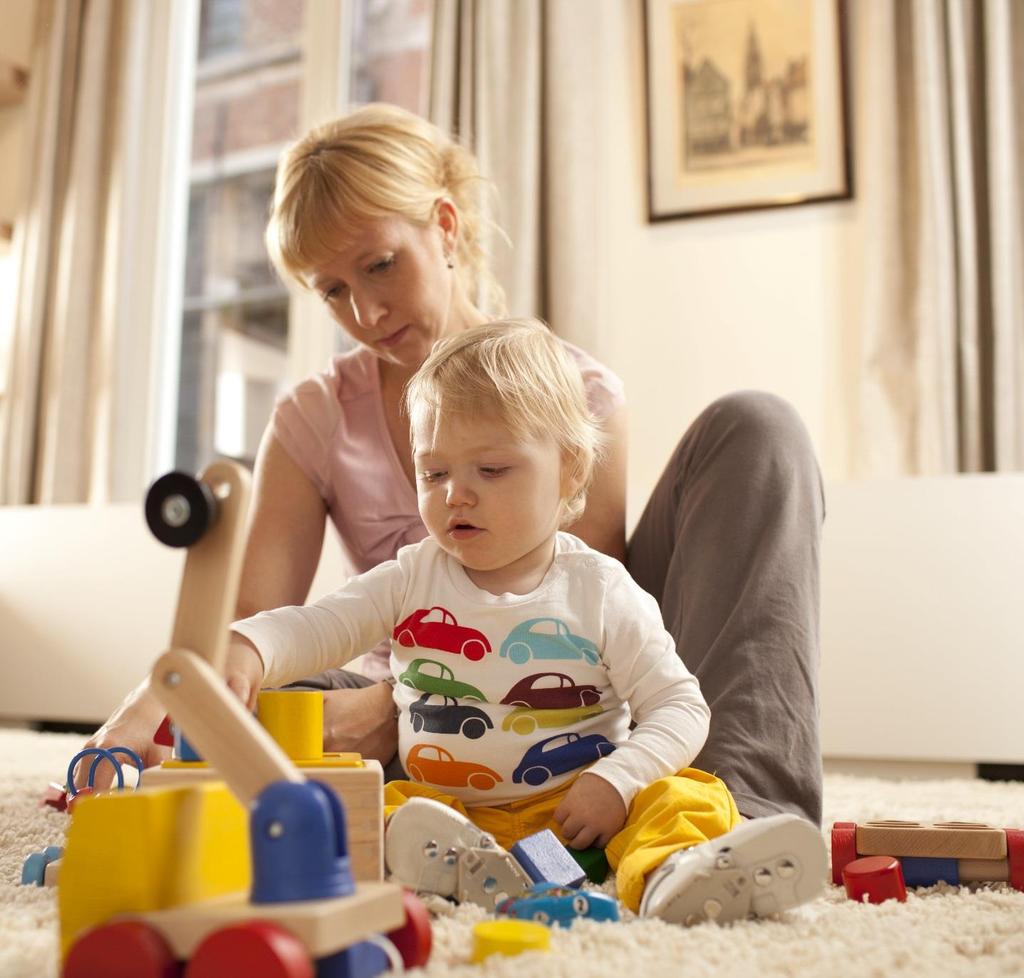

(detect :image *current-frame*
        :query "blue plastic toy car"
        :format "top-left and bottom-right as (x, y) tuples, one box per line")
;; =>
(495, 882), (620, 926)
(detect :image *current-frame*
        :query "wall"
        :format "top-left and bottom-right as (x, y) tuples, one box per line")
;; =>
(560, 2), (868, 527)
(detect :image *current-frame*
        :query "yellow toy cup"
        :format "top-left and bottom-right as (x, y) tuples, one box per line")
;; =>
(257, 690), (324, 762)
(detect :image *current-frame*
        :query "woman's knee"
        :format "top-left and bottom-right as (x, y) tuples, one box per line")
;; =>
(699, 390), (819, 476)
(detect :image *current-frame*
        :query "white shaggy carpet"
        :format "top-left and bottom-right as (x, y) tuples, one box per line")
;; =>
(3, 729), (1024, 978)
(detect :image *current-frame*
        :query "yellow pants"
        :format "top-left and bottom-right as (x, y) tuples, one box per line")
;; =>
(384, 767), (741, 911)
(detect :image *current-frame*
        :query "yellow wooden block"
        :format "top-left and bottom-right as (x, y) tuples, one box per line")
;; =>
(856, 821), (1007, 860)
(145, 757), (384, 881)
(59, 783), (249, 959)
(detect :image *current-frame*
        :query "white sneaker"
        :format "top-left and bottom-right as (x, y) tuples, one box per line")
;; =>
(639, 813), (827, 926)
(385, 797), (502, 898)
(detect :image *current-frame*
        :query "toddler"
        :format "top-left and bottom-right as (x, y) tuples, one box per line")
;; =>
(228, 319), (825, 924)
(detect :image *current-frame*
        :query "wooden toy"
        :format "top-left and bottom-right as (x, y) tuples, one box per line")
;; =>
(899, 857), (958, 887)
(471, 920), (551, 962)
(144, 687), (384, 881)
(511, 829), (587, 889)
(40, 781), (69, 812)
(57, 463), (427, 977)
(570, 845), (610, 884)
(831, 820), (1024, 893)
(21, 846), (63, 887)
(842, 856), (907, 904)
(856, 821), (1006, 860)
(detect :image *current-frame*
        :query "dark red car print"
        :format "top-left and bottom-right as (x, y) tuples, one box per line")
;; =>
(500, 673), (601, 710)
(393, 607), (492, 661)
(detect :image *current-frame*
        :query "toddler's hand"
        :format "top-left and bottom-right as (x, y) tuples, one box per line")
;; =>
(554, 772), (627, 849)
(224, 635), (266, 711)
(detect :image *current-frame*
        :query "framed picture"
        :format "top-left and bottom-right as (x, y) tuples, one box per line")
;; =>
(644, 0), (851, 221)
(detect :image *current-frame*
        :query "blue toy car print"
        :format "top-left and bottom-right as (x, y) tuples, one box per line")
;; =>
(496, 882), (620, 926)
(511, 732), (616, 786)
(409, 694), (493, 740)
(500, 618), (600, 666)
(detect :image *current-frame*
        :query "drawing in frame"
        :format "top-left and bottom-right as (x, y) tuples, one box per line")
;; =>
(644, 0), (851, 221)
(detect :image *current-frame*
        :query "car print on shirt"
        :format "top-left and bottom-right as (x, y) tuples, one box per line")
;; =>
(500, 672), (601, 710)
(409, 694), (493, 740)
(501, 703), (604, 736)
(394, 606), (491, 661)
(512, 732), (616, 787)
(500, 618), (600, 666)
(398, 658), (486, 702)
(406, 744), (503, 791)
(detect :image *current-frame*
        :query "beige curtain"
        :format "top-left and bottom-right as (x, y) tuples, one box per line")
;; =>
(428, 0), (608, 345)
(1, 0), (119, 503)
(856, 0), (1024, 475)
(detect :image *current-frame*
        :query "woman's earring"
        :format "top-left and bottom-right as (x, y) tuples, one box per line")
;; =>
(445, 254), (454, 269)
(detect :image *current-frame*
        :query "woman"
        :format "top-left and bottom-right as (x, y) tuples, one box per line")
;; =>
(83, 104), (823, 826)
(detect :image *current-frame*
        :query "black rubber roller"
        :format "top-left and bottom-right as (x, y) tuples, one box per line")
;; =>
(145, 471), (217, 547)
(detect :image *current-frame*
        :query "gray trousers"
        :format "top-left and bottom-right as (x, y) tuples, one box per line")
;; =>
(289, 391), (824, 825)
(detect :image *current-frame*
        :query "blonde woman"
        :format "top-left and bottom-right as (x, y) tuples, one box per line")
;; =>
(83, 105), (823, 831)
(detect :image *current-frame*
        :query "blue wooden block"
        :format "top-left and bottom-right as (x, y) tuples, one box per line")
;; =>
(899, 856), (959, 887)
(511, 830), (587, 889)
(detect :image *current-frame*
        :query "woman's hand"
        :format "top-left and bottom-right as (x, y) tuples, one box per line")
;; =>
(322, 682), (399, 764)
(553, 772), (627, 849)
(75, 678), (170, 791)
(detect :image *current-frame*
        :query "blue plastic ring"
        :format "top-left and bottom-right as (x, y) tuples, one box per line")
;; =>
(66, 747), (125, 796)
(89, 746), (145, 788)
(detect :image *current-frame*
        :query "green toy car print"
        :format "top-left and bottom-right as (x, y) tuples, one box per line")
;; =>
(500, 618), (600, 666)
(397, 658), (486, 702)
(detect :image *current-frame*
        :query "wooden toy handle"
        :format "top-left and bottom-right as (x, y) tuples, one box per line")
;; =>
(152, 648), (302, 806)
(170, 461), (251, 674)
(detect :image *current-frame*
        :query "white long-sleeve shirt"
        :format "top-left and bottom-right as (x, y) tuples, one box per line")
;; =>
(233, 533), (710, 808)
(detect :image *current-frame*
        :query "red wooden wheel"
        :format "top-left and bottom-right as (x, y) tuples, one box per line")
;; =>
(63, 920), (180, 978)
(386, 889), (432, 968)
(184, 922), (313, 978)
(830, 821), (858, 886)
(1006, 828), (1024, 892)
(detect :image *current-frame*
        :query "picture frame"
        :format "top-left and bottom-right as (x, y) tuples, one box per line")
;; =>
(643, 0), (852, 221)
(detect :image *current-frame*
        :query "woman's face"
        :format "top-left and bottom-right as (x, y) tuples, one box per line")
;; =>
(308, 206), (473, 371)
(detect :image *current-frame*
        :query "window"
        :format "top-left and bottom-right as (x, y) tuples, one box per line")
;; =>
(175, 0), (433, 473)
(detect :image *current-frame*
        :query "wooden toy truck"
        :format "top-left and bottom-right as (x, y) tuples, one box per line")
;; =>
(58, 463), (430, 978)
(831, 820), (1024, 890)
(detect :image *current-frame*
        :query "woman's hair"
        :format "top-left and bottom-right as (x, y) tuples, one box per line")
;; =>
(266, 103), (505, 313)
(404, 319), (604, 526)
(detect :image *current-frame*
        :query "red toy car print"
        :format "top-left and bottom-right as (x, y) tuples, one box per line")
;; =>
(500, 673), (601, 710)
(405, 744), (503, 791)
(393, 607), (492, 661)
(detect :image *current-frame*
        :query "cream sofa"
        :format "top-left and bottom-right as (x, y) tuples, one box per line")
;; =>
(3, 475), (1022, 770)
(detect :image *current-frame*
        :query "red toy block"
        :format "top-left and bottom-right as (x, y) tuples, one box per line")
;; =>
(185, 922), (313, 978)
(386, 889), (432, 969)
(41, 781), (69, 812)
(153, 714), (175, 747)
(842, 855), (907, 904)
(831, 821), (858, 886)
(63, 919), (180, 978)
(1005, 829), (1024, 892)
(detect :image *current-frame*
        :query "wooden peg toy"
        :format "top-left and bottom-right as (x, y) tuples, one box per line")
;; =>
(831, 819), (1024, 893)
(57, 464), (425, 978)
(511, 830), (587, 889)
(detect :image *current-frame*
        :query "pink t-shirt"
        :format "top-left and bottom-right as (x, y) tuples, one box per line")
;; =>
(271, 340), (625, 678)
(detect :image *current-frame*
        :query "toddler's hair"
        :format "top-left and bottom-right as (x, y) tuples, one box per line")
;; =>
(404, 319), (604, 526)
(266, 103), (506, 313)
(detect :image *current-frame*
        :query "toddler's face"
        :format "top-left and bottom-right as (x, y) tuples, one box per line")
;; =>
(412, 411), (569, 595)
